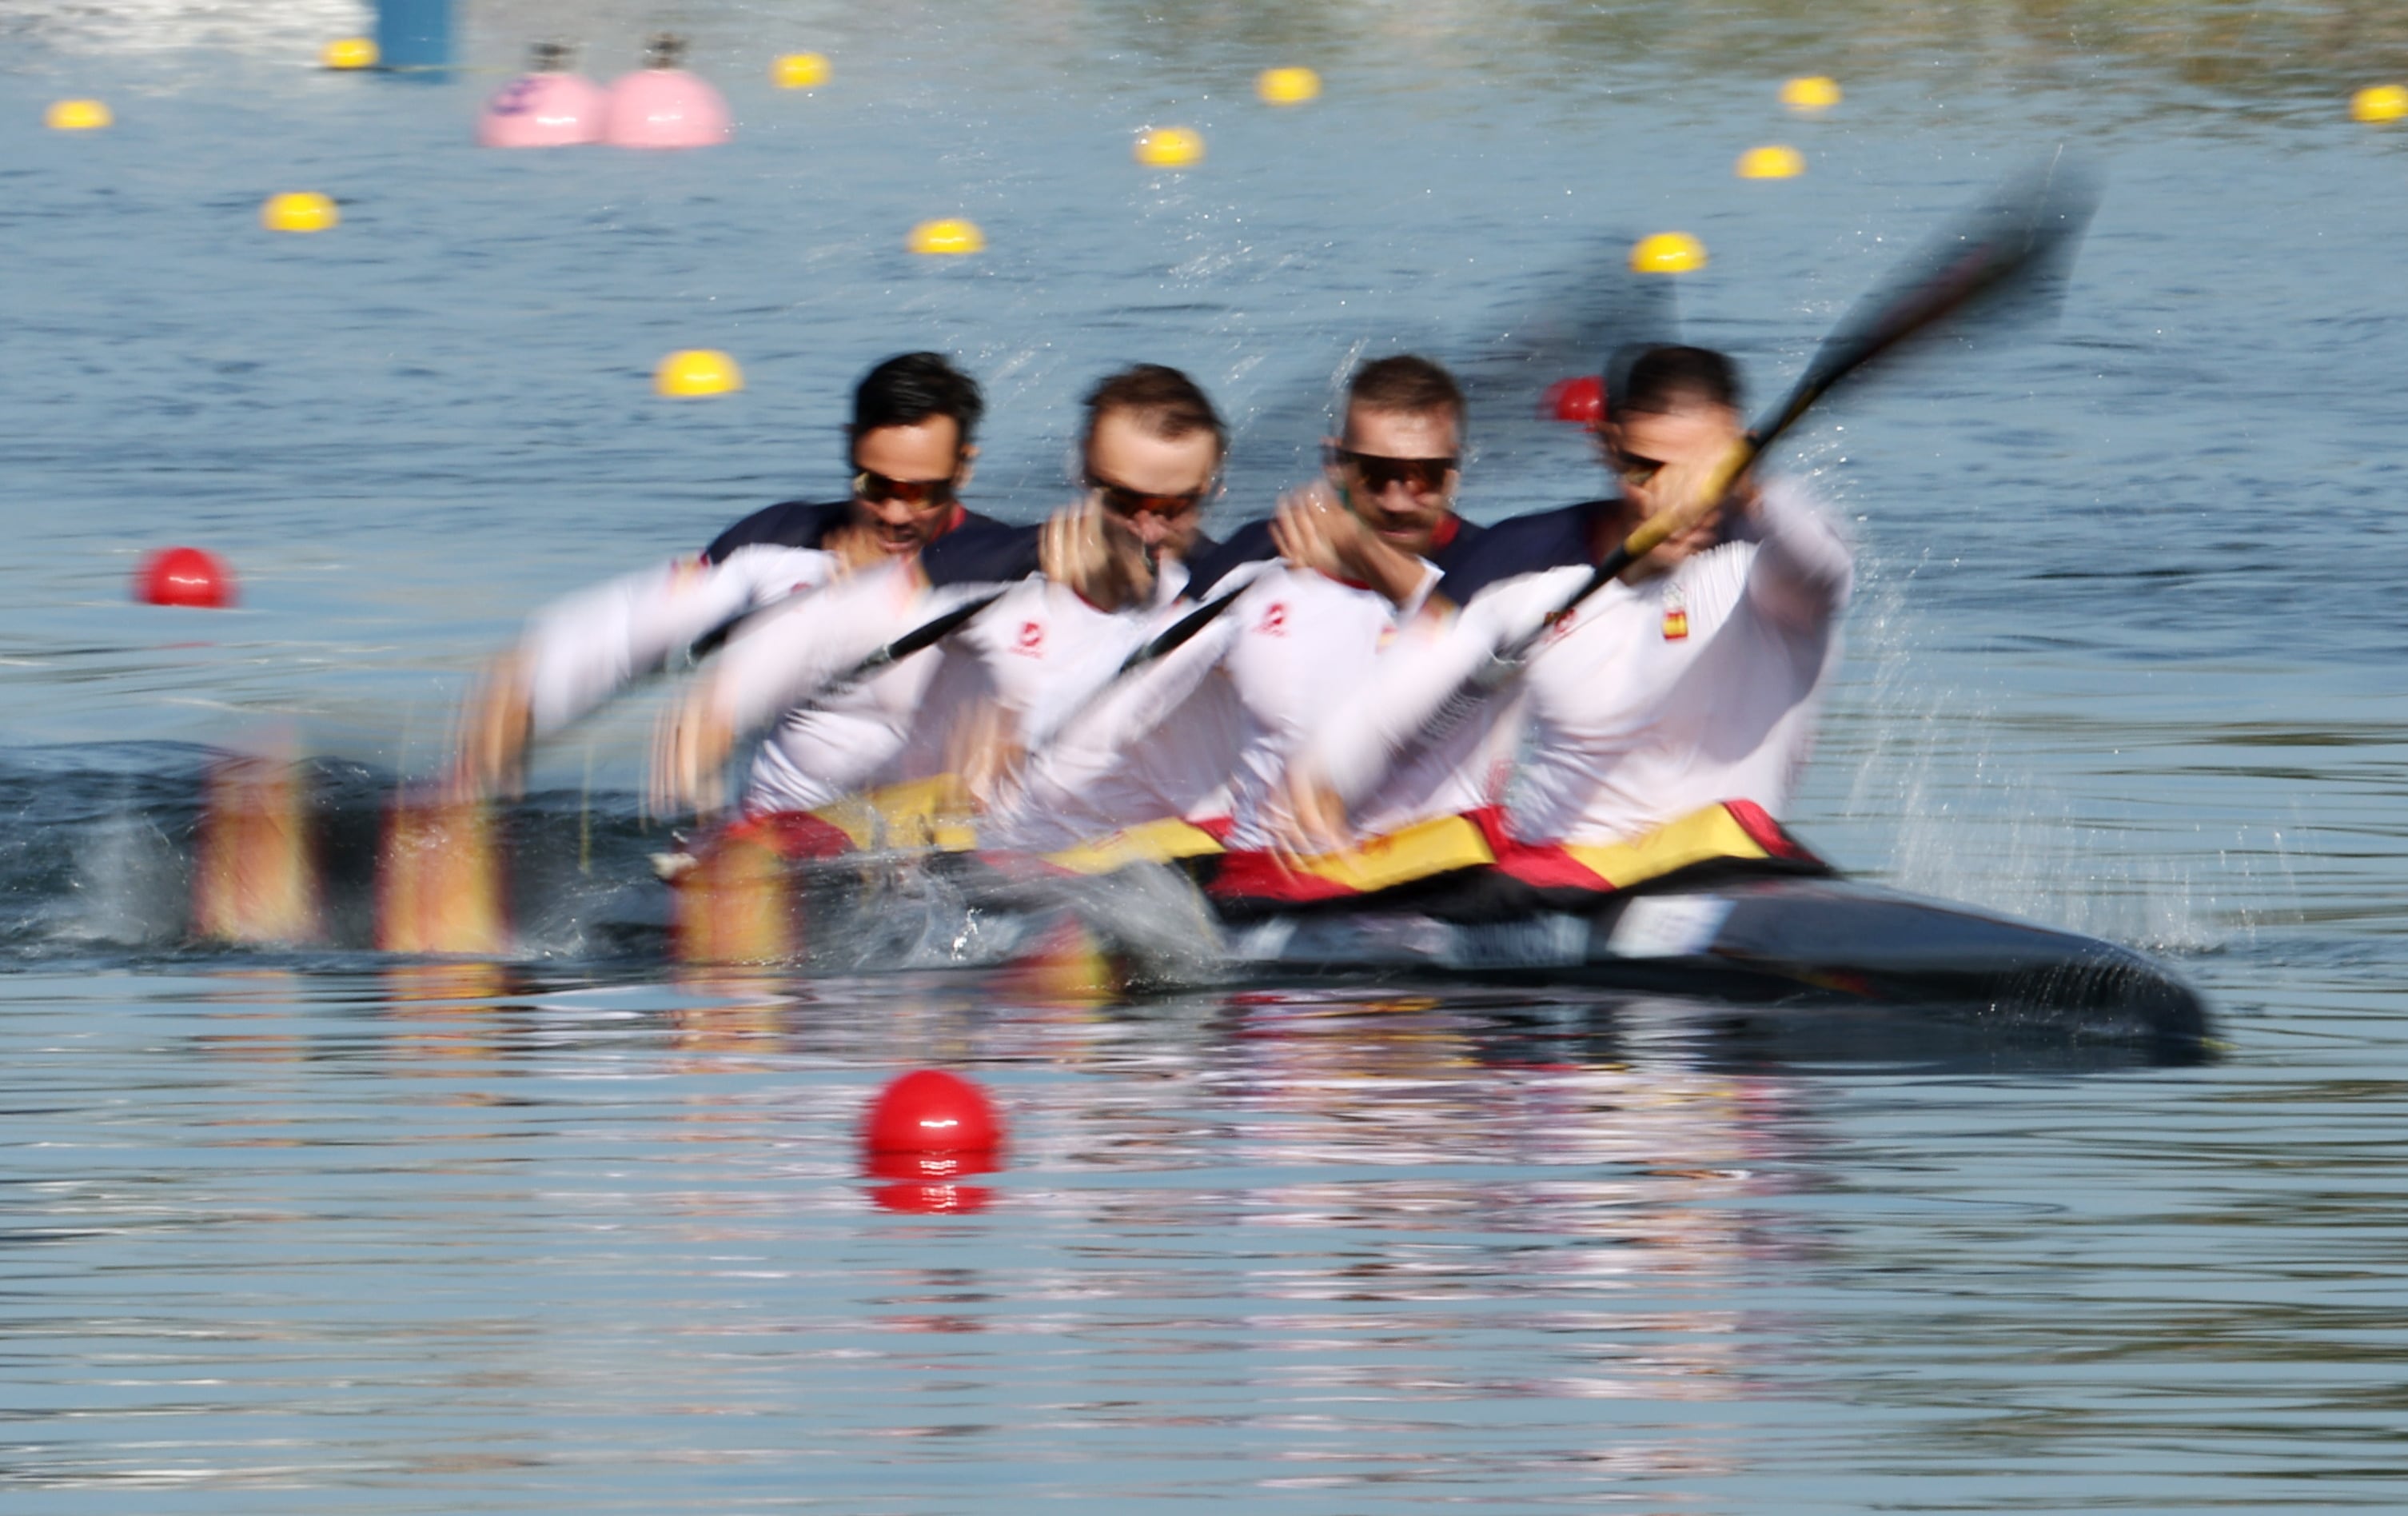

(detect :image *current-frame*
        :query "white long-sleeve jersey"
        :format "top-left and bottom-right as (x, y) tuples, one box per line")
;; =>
(996, 559), (1491, 852)
(1308, 477), (1852, 846)
(707, 565), (1171, 817)
(520, 545), (843, 739)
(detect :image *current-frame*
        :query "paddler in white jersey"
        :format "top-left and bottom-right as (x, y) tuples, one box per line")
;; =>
(987, 355), (1505, 854)
(453, 353), (1004, 808)
(1290, 345), (1852, 856)
(652, 365), (1230, 824)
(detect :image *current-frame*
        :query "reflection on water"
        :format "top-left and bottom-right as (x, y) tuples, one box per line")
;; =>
(6, 968), (2405, 1510)
(5, 0), (2408, 1508)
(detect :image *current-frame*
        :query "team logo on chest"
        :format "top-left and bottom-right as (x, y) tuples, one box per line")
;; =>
(1256, 603), (1288, 636)
(1013, 619), (1046, 656)
(1660, 584), (1689, 642)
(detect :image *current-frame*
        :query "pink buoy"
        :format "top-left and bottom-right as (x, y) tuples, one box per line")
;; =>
(477, 42), (607, 149)
(604, 34), (731, 150)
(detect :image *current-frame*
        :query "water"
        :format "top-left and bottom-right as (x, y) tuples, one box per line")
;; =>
(5, 2), (2408, 1508)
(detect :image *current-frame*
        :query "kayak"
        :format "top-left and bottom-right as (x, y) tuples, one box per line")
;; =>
(659, 792), (2211, 1051)
(1204, 866), (2210, 1044)
(868, 856), (2203, 1059)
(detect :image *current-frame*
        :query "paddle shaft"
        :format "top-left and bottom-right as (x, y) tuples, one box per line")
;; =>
(819, 589), (1003, 696)
(1397, 161), (2099, 757)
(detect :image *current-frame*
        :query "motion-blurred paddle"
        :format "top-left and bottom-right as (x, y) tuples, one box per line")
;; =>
(1032, 243), (1690, 705)
(376, 787), (509, 955)
(192, 749), (325, 945)
(1377, 155), (2103, 764)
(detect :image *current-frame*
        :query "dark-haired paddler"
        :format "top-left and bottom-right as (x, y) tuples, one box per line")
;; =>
(456, 352), (1007, 805)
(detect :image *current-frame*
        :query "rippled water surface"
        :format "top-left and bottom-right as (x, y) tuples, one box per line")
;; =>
(5, 2), (2407, 1509)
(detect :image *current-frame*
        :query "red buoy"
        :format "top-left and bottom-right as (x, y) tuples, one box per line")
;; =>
(871, 1177), (995, 1215)
(863, 1069), (1003, 1159)
(136, 546), (236, 608)
(1541, 375), (1605, 425)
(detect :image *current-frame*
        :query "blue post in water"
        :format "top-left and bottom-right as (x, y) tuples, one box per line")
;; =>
(377, 0), (455, 73)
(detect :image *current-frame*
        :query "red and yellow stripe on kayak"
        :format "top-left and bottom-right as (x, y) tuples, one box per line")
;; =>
(1047, 800), (1816, 904)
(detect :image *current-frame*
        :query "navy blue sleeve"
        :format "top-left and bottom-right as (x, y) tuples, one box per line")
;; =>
(1433, 501), (1616, 605)
(1182, 517), (1279, 597)
(922, 519), (1041, 588)
(701, 499), (851, 563)
(1426, 514), (1487, 576)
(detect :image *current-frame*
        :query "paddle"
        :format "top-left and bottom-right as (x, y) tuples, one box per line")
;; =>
(376, 785), (509, 955)
(1389, 157), (2102, 756)
(823, 588), (1003, 695)
(192, 748), (325, 945)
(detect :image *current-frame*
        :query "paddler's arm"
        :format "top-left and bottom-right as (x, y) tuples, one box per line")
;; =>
(1268, 481), (1439, 612)
(1278, 577), (1548, 851)
(1733, 477), (1854, 629)
(648, 563), (950, 815)
(454, 546), (836, 795)
(924, 501), (1164, 811)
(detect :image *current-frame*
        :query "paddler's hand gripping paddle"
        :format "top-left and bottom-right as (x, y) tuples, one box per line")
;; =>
(1042, 155), (2103, 766)
(1385, 155), (2102, 764)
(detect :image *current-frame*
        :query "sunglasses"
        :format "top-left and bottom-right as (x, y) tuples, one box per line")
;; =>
(1332, 449), (1458, 494)
(1608, 449), (1667, 487)
(1086, 473), (1208, 519)
(852, 468), (959, 509)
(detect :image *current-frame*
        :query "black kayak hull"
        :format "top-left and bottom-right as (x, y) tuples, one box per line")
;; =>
(1197, 871), (2208, 1045)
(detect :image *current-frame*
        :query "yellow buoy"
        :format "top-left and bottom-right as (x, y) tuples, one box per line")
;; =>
(1781, 75), (1843, 112)
(1630, 232), (1706, 274)
(907, 217), (985, 255)
(772, 52), (830, 90)
(1134, 126), (1205, 169)
(321, 36), (379, 70)
(261, 192), (340, 233)
(2351, 83), (2408, 124)
(46, 98), (112, 131)
(655, 349), (744, 397)
(1258, 66), (1322, 106)
(1736, 144), (1805, 180)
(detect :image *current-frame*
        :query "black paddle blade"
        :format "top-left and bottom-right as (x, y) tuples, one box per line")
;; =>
(1769, 154), (2103, 441)
(1224, 233), (1680, 498)
(1456, 249), (1682, 418)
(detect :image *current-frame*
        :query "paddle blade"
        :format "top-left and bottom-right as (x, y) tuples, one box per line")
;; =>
(192, 753), (325, 945)
(1776, 154), (2103, 437)
(1458, 250), (1683, 420)
(375, 789), (510, 955)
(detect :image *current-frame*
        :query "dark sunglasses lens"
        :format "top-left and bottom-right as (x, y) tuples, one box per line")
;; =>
(857, 470), (953, 507)
(1092, 479), (1198, 517)
(1347, 453), (1454, 492)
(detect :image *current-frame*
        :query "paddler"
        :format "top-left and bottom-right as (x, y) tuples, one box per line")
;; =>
(1287, 344), (1853, 863)
(979, 355), (1500, 854)
(1183, 353), (1487, 597)
(453, 351), (1002, 805)
(916, 362), (1224, 598)
(652, 365), (1231, 823)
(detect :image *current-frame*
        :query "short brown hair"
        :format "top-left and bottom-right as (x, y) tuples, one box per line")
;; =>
(1082, 364), (1226, 457)
(1346, 354), (1465, 428)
